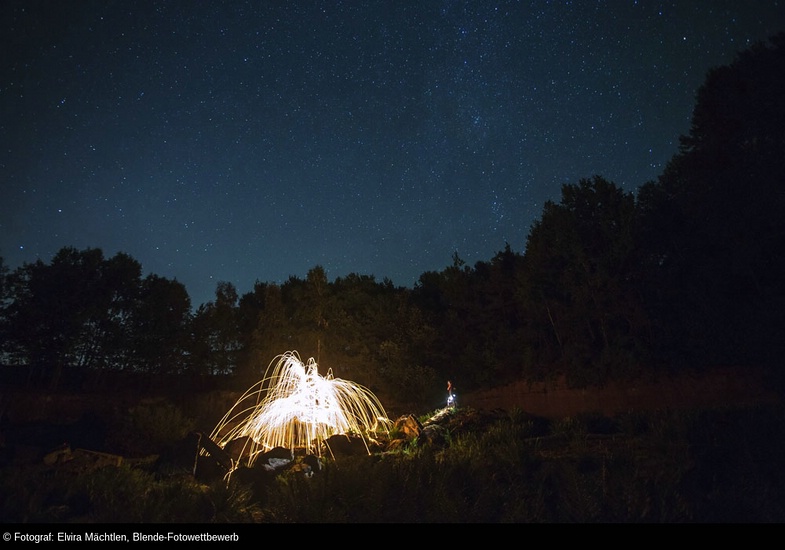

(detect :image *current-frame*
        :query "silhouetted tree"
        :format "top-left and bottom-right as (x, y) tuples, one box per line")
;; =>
(468, 244), (532, 384)
(3, 35), (781, 397)
(375, 288), (439, 406)
(233, 281), (296, 387)
(0, 248), (199, 387)
(324, 273), (384, 388)
(524, 176), (647, 386)
(130, 274), (191, 376)
(190, 281), (240, 376)
(0, 256), (13, 364)
(411, 255), (463, 381)
(4, 248), (102, 387)
(305, 266), (329, 362)
(80, 252), (143, 385)
(638, 33), (785, 369)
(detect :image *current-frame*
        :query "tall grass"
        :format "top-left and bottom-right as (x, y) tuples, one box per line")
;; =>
(2, 404), (784, 522)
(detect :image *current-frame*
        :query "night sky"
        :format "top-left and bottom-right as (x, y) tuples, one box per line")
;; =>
(2, 1), (783, 308)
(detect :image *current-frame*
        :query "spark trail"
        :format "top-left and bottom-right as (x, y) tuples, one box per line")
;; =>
(210, 351), (391, 467)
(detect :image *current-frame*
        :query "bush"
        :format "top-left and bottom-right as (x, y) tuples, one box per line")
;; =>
(108, 401), (196, 456)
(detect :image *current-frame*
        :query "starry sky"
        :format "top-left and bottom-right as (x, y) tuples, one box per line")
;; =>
(2, 1), (784, 308)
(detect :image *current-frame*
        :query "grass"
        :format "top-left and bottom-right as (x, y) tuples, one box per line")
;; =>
(2, 403), (784, 522)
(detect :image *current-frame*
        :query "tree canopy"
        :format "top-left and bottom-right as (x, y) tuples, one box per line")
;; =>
(2, 34), (784, 401)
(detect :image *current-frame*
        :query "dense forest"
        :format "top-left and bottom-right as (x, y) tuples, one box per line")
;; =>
(1, 34), (783, 408)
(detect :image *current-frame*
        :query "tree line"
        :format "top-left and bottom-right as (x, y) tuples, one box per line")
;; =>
(1, 34), (783, 405)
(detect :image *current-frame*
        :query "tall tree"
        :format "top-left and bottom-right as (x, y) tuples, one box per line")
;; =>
(79, 252), (143, 386)
(131, 274), (192, 376)
(191, 281), (240, 376)
(305, 266), (329, 362)
(639, 33), (785, 368)
(4, 248), (103, 387)
(238, 281), (290, 386)
(524, 176), (646, 386)
(0, 256), (14, 364)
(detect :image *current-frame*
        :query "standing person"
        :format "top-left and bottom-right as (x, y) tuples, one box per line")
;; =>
(447, 380), (455, 406)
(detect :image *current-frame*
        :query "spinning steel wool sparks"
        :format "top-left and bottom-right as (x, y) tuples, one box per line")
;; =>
(210, 351), (391, 467)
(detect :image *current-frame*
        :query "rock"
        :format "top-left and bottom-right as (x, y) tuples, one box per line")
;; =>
(43, 443), (72, 465)
(302, 454), (322, 473)
(418, 424), (448, 447)
(154, 432), (201, 477)
(223, 436), (254, 464)
(260, 446), (294, 462)
(323, 434), (370, 457)
(394, 414), (423, 440)
(193, 431), (233, 471)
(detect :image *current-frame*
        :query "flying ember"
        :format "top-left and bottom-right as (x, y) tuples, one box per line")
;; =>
(209, 351), (392, 468)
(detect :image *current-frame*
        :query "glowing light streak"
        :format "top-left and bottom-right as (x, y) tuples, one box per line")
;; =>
(209, 351), (391, 468)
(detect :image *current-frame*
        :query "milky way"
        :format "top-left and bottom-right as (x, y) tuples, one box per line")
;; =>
(2, 1), (783, 307)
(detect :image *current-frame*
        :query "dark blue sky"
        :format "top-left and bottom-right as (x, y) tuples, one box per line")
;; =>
(2, 1), (783, 307)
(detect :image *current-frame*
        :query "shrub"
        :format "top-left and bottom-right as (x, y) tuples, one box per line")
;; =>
(108, 401), (196, 456)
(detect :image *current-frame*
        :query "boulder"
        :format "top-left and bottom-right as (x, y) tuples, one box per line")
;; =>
(394, 414), (423, 440)
(302, 453), (322, 473)
(260, 446), (294, 462)
(418, 424), (448, 447)
(323, 434), (370, 457)
(223, 436), (254, 464)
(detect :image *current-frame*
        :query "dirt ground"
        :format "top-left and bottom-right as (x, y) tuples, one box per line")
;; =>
(1, 367), (781, 431)
(460, 366), (782, 418)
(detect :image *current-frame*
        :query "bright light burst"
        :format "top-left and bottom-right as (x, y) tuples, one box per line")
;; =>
(209, 351), (392, 467)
